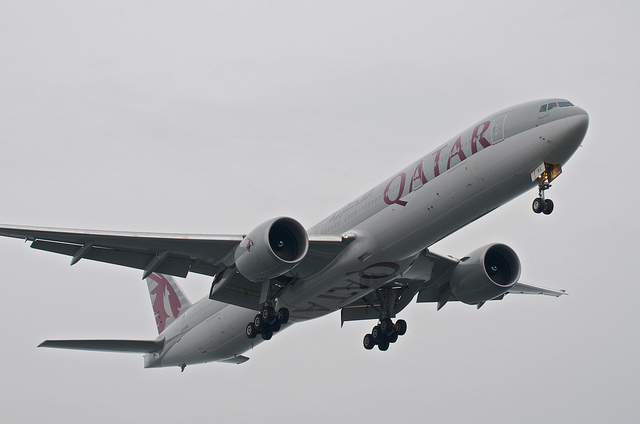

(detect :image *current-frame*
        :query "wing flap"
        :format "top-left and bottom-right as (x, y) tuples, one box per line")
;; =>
(340, 278), (426, 324)
(31, 240), (194, 277)
(341, 305), (382, 323)
(38, 339), (164, 353)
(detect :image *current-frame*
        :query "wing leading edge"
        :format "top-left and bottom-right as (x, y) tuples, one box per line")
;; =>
(0, 224), (346, 280)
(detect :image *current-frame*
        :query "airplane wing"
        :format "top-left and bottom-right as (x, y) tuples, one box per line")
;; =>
(341, 249), (566, 324)
(506, 282), (566, 297)
(0, 224), (345, 279)
(38, 339), (164, 353)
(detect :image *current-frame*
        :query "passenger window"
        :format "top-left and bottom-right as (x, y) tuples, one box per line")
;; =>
(548, 102), (557, 110)
(558, 101), (573, 107)
(539, 104), (547, 112)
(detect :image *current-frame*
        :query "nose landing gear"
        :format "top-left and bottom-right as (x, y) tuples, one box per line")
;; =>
(532, 164), (561, 215)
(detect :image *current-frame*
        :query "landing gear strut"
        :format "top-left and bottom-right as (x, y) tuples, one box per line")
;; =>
(246, 305), (289, 341)
(532, 163), (562, 215)
(361, 286), (408, 351)
(532, 178), (554, 215)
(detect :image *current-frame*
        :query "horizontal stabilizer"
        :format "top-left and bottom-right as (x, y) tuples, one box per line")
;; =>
(38, 339), (164, 353)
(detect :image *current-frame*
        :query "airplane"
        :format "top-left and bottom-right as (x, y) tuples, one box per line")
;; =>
(0, 98), (589, 370)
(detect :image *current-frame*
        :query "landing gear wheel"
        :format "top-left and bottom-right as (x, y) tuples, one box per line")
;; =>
(271, 320), (282, 332)
(246, 322), (258, 339)
(532, 198), (545, 214)
(394, 319), (407, 336)
(543, 198), (554, 215)
(261, 326), (273, 340)
(380, 318), (394, 336)
(371, 325), (383, 342)
(378, 340), (390, 351)
(277, 308), (290, 324)
(364, 319), (407, 350)
(261, 306), (275, 322)
(363, 334), (376, 350)
(254, 314), (266, 331)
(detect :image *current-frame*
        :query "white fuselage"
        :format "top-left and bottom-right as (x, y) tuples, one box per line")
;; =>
(146, 99), (588, 368)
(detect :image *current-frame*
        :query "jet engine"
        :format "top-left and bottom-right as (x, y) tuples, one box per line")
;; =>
(234, 217), (309, 282)
(448, 244), (521, 305)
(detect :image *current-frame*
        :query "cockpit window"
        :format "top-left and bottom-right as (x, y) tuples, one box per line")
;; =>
(540, 101), (574, 113)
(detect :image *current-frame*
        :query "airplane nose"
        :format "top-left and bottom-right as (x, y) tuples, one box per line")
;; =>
(566, 108), (589, 140)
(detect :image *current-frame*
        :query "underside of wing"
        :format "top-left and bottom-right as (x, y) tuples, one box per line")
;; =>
(0, 224), (243, 278)
(0, 224), (348, 296)
(340, 250), (456, 324)
(341, 247), (567, 323)
(339, 278), (426, 325)
(38, 339), (164, 353)
(209, 235), (347, 311)
(414, 246), (566, 308)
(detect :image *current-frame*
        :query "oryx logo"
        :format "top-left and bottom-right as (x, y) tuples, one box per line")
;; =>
(148, 273), (182, 333)
(246, 237), (254, 252)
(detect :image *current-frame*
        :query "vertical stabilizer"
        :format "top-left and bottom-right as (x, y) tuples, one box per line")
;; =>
(146, 273), (192, 334)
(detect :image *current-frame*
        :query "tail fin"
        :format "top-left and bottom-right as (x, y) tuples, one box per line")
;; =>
(146, 273), (192, 334)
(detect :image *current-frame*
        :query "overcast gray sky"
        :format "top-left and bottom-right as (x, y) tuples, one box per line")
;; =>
(1, 1), (638, 423)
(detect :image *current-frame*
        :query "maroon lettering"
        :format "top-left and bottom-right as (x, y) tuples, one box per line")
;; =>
(447, 136), (467, 170)
(432, 145), (448, 177)
(471, 121), (491, 154)
(409, 161), (428, 192)
(383, 173), (408, 206)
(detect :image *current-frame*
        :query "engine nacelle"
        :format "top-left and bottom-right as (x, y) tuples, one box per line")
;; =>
(234, 217), (309, 282)
(449, 243), (521, 305)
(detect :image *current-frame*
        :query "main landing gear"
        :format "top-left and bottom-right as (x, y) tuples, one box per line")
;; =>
(245, 306), (290, 341)
(363, 318), (407, 351)
(532, 180), (554, 215)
